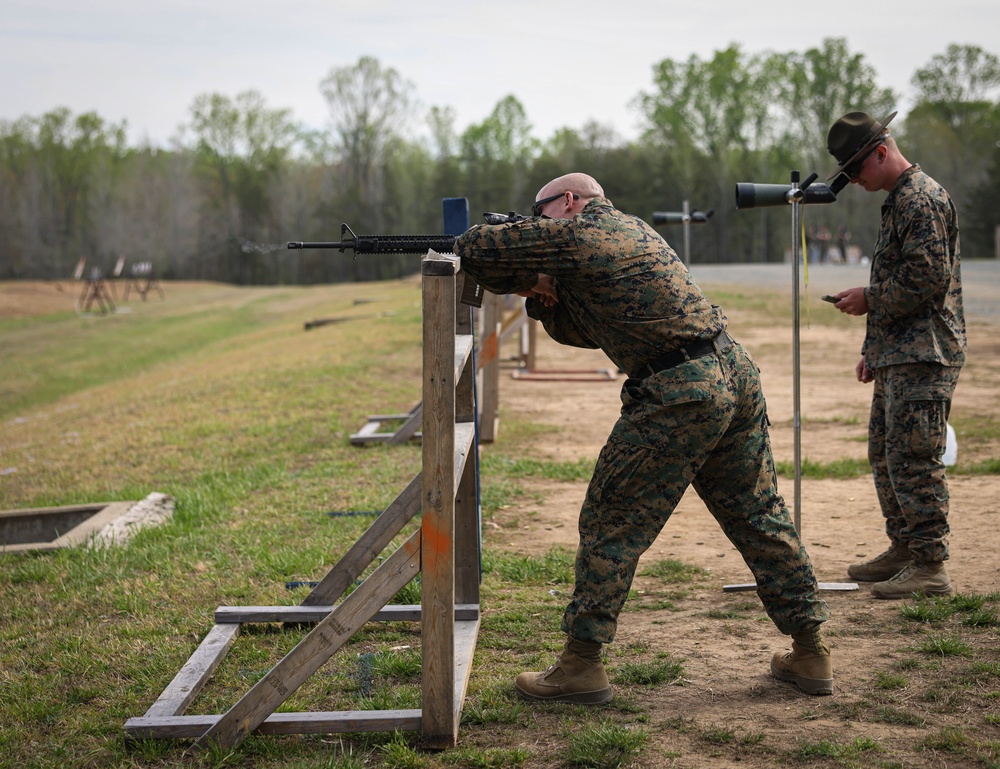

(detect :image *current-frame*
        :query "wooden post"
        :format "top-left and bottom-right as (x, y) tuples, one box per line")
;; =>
(478, 291), (501, 443)
(420, 254), (459, 747)
(526, 316), (538, 371)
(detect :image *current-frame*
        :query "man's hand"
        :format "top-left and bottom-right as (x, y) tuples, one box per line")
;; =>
(856, 356), (874, 383)
(517, 274), (558, 307)
(831, 286), (869, 316)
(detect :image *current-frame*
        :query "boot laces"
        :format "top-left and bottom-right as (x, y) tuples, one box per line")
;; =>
(886, 563), (919, 583)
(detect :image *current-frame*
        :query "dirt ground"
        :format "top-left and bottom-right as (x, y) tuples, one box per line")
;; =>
(484, 268), (1000, 766)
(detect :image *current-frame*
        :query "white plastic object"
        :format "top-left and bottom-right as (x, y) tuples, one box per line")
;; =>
(943, 423), (958, 467)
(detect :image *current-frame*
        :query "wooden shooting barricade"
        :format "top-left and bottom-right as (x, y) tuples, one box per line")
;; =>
(502, 298), (618, 382)
(476, 293), (535, 442)
(350, 401), (424, 445)
(124, 252), (480, 750)
(352, 291), (525, 446)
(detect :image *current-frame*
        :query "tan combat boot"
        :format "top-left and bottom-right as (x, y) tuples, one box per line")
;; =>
(515, 638), (612, 705)
(871, 562), (953, 599)
(847, 545), (911, 581)
(771, 628), (833, 696)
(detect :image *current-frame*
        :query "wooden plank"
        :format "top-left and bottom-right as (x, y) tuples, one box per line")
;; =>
(351, 402), (423, 445)
(510, 368), (617, 381)
(454, 334), (473, 383)
(387, 401), (423, 446)
(498, 302), (527, 345)
(455, 309), (480, 604)
(350, 430), (421, 445)
(215, 604), (480, 624)
(145, 623), (241, 717)
(351, 422), (382, 439)
(722, 582), (859, 593)
(421, 255), (458, 748)
(192, 531), (422, 750)
(453, 423), (475, 489)
(454, 428), (480, 607)
(478, 293), (501, 443)
(126, 709), (422, 739)
(452, 618), (480, 721)
(302, 473), (421, 607)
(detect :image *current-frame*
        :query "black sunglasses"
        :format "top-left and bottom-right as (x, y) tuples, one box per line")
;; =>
(843, 140), (885, 179)
(532, 192), (579, 217)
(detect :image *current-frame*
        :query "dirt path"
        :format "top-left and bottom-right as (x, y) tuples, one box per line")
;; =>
(484, 273), (1000, 766)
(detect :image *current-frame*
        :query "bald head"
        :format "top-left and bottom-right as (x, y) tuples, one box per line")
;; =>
(536, 173), (604, 201)
(532, 173), (603, 219)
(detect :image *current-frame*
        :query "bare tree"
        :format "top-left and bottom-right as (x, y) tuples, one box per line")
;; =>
(319, 56), (417, 232)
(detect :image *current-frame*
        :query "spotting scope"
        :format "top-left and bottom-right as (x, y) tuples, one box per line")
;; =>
(734, 173), (849, 209)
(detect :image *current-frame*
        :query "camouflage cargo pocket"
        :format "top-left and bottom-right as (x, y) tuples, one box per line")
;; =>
(900, 385), (948, 459)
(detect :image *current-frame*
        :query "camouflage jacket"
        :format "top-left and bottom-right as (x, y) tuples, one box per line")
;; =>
(453, 197), (727, 377)
(862, 165), (966, 368)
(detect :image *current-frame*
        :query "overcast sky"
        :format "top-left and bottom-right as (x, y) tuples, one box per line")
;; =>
(2, 0), (998, 148)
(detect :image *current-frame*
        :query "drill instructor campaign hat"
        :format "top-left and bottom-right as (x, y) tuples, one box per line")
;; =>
(826, 110), (898, 180)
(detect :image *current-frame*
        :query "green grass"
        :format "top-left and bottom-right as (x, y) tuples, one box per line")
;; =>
(482, 547), (575, 585)
(2, 278), (999, 769)
(639, 558), (709, 583)
(775, 456), (872, 479)
(479, 453), (596, 483)
(776, 453), (1000, 480)
(565, 720), (648, 769)
(613, 656), (685, 686)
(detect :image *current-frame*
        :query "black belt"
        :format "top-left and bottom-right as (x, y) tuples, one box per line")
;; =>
(638, 331), (733, 377)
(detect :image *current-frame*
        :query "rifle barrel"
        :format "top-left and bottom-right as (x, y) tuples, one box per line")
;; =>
(286, 241), (346, 250)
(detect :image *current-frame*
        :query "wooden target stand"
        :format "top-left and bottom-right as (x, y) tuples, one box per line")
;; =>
(124, 252), (481, 750)
(73, 257), (117, 315)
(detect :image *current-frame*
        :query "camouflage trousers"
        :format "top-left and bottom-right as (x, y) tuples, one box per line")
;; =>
(869, 362), (961, 564)
(562, 341), (829, 644)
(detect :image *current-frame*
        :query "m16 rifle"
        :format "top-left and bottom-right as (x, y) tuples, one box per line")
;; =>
(287, 212), (531, 307)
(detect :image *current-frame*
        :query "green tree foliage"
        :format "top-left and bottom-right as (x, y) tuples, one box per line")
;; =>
(772, 37), (897, 260)
(968, 140), (1000, 259)
(0, 108), (128, 278)
(905, 44), (1000, 257)
(777, 38), (896, 165)
(635, 44), (787, 261)
(184, 90), (299, 283)
(0, 44), (996, 283)
(458, 95), (540, 215)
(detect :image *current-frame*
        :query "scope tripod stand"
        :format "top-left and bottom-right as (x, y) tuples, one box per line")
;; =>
(725, 170), (858, 593)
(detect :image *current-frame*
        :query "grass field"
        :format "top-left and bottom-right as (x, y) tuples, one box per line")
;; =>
(1, 278), (998, 769)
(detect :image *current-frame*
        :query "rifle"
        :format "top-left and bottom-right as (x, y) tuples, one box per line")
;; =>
(287, 212), (530, 307)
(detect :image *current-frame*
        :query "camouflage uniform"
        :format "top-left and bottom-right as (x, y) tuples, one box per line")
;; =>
(862, 165), (965, 564)
(454, 197), (829, 644)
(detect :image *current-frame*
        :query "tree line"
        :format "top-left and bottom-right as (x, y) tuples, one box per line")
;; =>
(1, 39), (998, 285)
